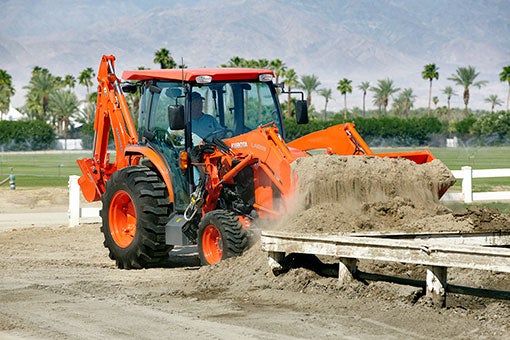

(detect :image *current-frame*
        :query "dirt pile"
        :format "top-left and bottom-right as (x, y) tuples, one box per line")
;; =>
(275, 154), (509, 234)
(293, 155), (455, 209)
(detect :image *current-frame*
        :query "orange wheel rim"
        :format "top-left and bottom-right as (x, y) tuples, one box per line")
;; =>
(202, 225), (223, 264)
(109, 190), (136, 248)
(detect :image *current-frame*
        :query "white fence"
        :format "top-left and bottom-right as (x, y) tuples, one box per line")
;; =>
(440, 166), (510, 203)
(68, 175), (101, 227)
(68, 166), (510, 226)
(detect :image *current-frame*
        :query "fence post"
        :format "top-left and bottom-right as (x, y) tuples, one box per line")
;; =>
(68, 175), (80, 227)
(461, 166), (473, 203)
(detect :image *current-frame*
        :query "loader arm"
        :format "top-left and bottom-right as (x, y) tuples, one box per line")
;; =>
(287, 123), (373, 156)
(77, 55), (139, 202)
(288, 122), (435, 164)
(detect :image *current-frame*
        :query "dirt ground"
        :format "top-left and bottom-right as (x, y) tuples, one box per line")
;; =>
(1, 155), (510, 339)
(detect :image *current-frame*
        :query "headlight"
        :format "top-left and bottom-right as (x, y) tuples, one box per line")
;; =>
(196, 75), (212, 84)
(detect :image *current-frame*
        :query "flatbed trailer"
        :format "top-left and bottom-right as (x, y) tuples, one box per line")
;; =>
(261, 230), (510, 307)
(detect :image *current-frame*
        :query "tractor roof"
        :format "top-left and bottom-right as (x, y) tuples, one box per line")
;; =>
(122, 68), (274, 82)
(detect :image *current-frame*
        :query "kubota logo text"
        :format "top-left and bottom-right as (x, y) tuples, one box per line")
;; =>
(231, 141), (248, 149)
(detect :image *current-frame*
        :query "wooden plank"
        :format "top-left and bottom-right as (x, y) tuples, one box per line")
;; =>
(267, 251), (286, 275)
(338, 258), (358, 285)
(261, 231), (510, 273)
(472, 168), (510, 178)
(473, 191), (510, 201)
(349, 231), (510, 246)
(426, 266), (447, 307)
(451, 168), (510, 179)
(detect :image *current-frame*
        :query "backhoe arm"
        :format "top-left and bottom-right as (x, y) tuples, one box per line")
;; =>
(77, 55), (138, 202)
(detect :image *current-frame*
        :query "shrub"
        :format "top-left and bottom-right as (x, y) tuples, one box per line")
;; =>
(284, 116), (442, 146)
(0, 120), (55, 151)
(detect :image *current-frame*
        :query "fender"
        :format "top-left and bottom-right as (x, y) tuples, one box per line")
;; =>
(125, 145), (175, 203)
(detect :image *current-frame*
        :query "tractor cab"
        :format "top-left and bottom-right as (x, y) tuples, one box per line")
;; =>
(138, 77), (285, 147)
(124, 68), (308, 146)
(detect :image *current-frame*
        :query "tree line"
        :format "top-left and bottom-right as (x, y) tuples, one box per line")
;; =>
(0, 48), (509, 143)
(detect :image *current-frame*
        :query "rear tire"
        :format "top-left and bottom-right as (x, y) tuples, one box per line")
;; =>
(101, 166), (172, 269)
(197, 210), (248, 265)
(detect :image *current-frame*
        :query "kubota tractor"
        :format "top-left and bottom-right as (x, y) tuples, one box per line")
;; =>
(78, 55), (444, 269)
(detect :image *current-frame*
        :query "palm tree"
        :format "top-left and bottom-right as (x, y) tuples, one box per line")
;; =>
(357, 81), (370, 116)
(448, 65), (488, 117)
(282, 69), (299, 118)
(370, 78), (400, 115)
(270, 59), (287, 86)
(63, 74), (76, 89)
(422, 63), (439, 117)
(79, 67), (95, 123)
(23, 67), (59, 121)
(0, 69), (15, 120)
(484, 94), (502, 113)
(255, 58), (270, 69)
(500, 65), (510, 111)
(393, 88), (416, 117)
(442, 86), (456, 117)
(433, 96), (439, 108)
(48, 89), (80, 139)
(318, 88), (333, 120)
(154, 48), (176, 69)
(75, 93), (98, 125)
(221, 56), (248, 68)
(298, 74), (321, 109)
(337, 78), (352, 119)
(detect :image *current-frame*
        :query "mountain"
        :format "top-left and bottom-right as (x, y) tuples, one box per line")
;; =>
(1, 0), (509, 117)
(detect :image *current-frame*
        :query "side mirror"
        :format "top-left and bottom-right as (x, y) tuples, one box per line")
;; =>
(168, 105), (185, 130)
(122, 83), (137, 93)
(295, 100), (308, 124)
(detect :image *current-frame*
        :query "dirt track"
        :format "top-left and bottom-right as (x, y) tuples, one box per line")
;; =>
(1, 180), (510, 338)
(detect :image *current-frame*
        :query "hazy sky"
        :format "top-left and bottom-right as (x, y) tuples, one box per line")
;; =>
(1, 0), (509, 117)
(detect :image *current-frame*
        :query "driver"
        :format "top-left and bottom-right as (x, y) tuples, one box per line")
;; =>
(190, 91), (224, 139)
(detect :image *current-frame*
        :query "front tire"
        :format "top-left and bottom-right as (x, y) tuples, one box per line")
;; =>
(197, 210), (248, 265)
(101, 166), (172, 269)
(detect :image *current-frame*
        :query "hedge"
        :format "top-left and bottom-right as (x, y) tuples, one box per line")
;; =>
(284, 116), (443, 146)
(0, 120), (55, 151)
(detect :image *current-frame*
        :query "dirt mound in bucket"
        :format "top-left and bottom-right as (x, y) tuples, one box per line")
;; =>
(274, 154), (464, 234)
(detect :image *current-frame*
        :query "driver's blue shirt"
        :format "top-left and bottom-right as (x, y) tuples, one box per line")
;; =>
(192, 113), (222, 139)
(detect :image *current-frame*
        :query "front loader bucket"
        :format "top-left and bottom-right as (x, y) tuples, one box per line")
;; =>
(372, 150), (435, 164)
(287, 123), (454, 199)
(371, 149), (453, 199)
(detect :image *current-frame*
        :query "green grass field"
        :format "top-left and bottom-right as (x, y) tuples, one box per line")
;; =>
(1, 147), (509, 213)
(0, 151), (90, 188)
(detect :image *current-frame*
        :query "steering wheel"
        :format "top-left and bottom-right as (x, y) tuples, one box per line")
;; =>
(203, 128), (234, 141)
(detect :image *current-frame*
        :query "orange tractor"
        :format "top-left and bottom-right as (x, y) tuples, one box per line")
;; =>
(78, 55), (444, 269)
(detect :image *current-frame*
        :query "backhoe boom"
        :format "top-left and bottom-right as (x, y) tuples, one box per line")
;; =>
(77, 55), (138, 202)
